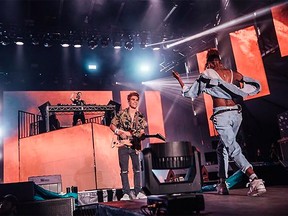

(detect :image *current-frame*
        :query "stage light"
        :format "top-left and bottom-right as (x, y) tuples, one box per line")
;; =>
(73, 39), (82, 48)
(124, 34), (134, 50)
(60, 34), (70, 47)
(139, 64), (150, 73)
(152, 46), (160, 51)
(100, 35), (110, 48)
(59, 32), (72, 47)
(1, 35), (11, 46)
(61, 39), (70, 48)
(88, 64), (97, 70)
(61, 43), (70, 48)
(30, 34), (40, 46)
(151, 34), (162, 51)
(124, 40), (133, 50)
(140, 41), (146, 49)
(139, 32), (148, 49)
(112, 34), (122, 49)
(43, 33), (53, 48)
(15, 37), (24, 46)
(87, 36), (98, 50)
(113, 42), (121, 49)
(141, 141), (205, 214)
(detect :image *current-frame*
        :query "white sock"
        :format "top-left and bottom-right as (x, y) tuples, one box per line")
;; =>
(249, 173), (257, 181)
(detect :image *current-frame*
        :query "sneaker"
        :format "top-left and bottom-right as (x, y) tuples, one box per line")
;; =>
(216, 182), (229, 195)
(246, 179), (266, 197)
(120, 193), (131, 201)
(135, 192), (147, 199)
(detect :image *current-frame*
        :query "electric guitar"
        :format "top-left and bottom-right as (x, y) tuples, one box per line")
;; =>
(112, 133), (166, 150)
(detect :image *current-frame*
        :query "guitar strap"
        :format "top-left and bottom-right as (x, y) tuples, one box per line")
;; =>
(132, 112), (141, 150)
(134, 112), (139, 131)
(131, 111), (139, 134)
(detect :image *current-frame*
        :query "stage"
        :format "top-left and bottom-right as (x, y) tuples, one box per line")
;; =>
(89, 185), (288, 216)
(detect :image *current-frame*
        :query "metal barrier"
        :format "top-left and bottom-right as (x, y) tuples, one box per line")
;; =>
(18, 110), (107, 139)
(87, 116), (104, 125)
(18, 111), (41, 139)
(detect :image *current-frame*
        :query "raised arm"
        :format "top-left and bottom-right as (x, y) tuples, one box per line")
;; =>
(172, 70), (185, 88)
(70, 92), (75, 102)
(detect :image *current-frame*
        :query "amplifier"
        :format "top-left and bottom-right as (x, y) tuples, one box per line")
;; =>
(28, 175), (62, 193)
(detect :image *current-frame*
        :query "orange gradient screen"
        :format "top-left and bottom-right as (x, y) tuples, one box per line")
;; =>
(271, 3), (288, 57)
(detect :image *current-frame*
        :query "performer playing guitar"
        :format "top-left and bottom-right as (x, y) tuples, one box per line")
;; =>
(109, 92), (148, 200)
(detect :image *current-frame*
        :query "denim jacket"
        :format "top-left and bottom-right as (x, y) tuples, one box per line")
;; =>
(182, 69), (261, 100)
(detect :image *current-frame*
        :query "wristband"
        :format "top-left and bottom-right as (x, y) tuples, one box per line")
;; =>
(114, 128), (119, 135)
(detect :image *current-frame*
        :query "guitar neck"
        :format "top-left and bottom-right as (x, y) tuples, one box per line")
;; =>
(144, 133), (166, 141)
(121, 133), (166, 142)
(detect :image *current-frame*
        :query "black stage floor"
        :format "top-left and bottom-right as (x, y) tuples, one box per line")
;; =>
(93, 185), (288, 216)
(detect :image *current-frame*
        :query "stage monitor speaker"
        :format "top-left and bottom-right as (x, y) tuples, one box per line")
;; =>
(278, 137), (288, 168)
(147, 193), (205, 215)
(18, 197), (75, 216)
(0, 181), (35, 202)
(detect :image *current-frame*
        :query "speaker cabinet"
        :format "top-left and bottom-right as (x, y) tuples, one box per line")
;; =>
(18, 198), (75, 216)
(0, 182), (35, 202)
(278, 137), (288, 167)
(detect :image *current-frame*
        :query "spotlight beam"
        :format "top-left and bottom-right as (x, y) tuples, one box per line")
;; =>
(163, 4), (178, 22)
(145, 37), (183, 48)
(166, 2), (287, 49)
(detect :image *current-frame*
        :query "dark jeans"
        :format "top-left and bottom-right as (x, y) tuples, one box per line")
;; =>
(72, 113), (85, 126)
(118, 147), (141, 196)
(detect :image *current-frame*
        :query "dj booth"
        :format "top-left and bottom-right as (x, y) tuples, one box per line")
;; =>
(44, 104), (116, 132)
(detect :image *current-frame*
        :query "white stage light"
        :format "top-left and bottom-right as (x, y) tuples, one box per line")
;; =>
(139, 64), (150, 73)
(88, 65), (97, 70)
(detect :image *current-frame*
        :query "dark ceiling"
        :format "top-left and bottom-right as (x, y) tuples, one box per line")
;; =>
(0, 0), (282, 38)
(0, 0), (219, 35)
(0, 0), (286, 90)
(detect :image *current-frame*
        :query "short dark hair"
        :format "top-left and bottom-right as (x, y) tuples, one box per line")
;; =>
(206, 48), (221, 62)
(127, 92), (139, 101)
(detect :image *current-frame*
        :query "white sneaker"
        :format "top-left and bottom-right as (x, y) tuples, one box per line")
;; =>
(120, 193), (131, 201)
(246, 179), (266, 196)
(136, 192), (147, 199)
